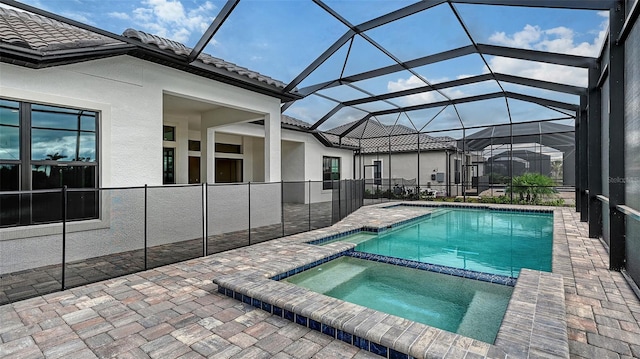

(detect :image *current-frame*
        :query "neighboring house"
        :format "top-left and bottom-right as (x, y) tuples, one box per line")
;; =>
(324, 120), (469, 197)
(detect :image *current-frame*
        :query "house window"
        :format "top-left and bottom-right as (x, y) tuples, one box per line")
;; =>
(163, 147), (175, 184)
(373, 160), (382, 185)
(323, 156), (340, 190)
(188, 140), (201, 152)
(215, 143), (242, 154)
(163, 125), (175, 141)
(0, 98), (99, 227)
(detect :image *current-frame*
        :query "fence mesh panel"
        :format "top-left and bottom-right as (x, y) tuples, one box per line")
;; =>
(0, 190), (63, 304)
(65, 188), (145, 288)
(282, 181), (310, 236)
(250, 182), (283, 243)
(147, 185), (203, 268)
(207, 184), (249, 254)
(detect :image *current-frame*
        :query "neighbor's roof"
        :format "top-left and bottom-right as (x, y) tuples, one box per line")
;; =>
(0, 8), (294, 100)
(279, 115), (457, 152)
(358, 134), (458, 154)
(326, 119), (457, 153)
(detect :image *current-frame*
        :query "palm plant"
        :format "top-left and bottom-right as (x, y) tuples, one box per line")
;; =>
(507, 173), (556, 203)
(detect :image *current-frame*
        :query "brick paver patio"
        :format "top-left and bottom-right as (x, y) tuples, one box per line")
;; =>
(0, 204), (639, 358)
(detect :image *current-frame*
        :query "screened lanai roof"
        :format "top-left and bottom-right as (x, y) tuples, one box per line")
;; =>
(461, 122), (575, 152)
(0, 0), (614, 140)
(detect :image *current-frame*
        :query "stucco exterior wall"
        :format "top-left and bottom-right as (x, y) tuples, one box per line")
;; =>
(0, 55), (284, 274)
(0, 55), (282, 187)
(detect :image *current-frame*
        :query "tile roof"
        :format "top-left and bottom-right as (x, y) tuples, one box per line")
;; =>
(281, 114), (311, 129)
(0, 7), (123, 51)
(325, 120), (416, 139)
(123, 29), (288, 90)
(0, 8), (289, 93)
(358, 134), (457, 153)
(324, 119), (457, 152)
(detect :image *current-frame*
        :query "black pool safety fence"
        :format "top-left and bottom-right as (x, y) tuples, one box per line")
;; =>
(0, 179), (364, 305)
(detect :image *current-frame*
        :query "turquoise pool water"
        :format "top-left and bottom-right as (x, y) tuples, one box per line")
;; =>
(327, 208), (553, 278)
(284, 256), (513, 343)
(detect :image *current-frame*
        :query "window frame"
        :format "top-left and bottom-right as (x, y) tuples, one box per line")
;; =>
(215, 142), (242, 154)
(373, 159), (382, 185)
(0, 98), (100, 227)
(163, 147), (176, 184)
(163, 125), (176, 141)
(322, 156), (341, 190)
(188, 140), (201, 152)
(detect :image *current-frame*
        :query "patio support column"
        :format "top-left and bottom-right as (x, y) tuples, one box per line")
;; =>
(205, 128), (216, 183)
(264, 112), (281, 183)
(608, 2), (626, 271)
(579, 95), (589, 222)
(588, 64), (602, 238)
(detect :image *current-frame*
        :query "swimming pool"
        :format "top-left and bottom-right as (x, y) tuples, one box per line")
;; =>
(283, 255), (513, 343)
(322, 207), (553, 278)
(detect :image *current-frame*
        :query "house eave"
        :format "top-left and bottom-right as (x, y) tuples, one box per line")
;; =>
(0, 44), (301, 103)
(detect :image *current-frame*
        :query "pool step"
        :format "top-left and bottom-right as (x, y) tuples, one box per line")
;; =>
(289, 261), (368, 294)
(457, 290), (507, 342)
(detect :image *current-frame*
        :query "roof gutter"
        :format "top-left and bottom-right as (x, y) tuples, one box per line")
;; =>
(0, 43), (136, 68)
(312, 132), (359, 150)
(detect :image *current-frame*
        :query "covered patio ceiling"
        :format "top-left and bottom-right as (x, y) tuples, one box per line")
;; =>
(2, 0), (615, 140)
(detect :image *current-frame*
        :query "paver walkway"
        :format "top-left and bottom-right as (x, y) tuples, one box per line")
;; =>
(560, 211), (640, 358)
(0, 205), (638, 358)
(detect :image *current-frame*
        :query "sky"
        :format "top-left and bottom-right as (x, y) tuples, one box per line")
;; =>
(7, 0), (609, 135)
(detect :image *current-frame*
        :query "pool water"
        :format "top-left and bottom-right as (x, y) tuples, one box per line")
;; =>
(329, 208), (553, 277)
(284, 256), (513, 343)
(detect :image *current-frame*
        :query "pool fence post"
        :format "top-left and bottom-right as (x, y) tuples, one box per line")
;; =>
(281, 181), (285, 237)
(339, 179), (342, 221)
(144, 184), (148, 270)
(308, 180), (311, 232)
(248, 182), (251, 246)
(202, 182), (207, 257)
(61, 186), (67, 290)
